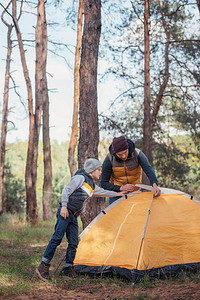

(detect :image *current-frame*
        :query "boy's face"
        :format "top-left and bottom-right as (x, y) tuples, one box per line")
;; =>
(90, 167), (102, 180)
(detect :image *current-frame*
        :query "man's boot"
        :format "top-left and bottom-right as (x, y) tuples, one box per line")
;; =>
(59, 266), (77, 278)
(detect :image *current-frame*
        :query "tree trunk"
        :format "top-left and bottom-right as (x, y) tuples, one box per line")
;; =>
(78, 0), (103, 229)
(68, 0), (83, 177)
(0, 6), (13, 214)
(78, 0), (101, 168)
(12, 0), (37, 222)
(143, 0), (152, 169)
(152, 1), (170, 127)
(80, 195), (105, 227)
(142, 1), (170, 184)
(42, 0), (53, 220)
(197, 0), (200, 13)
(43, 84), (53, 220)
(32, 0), (45, 221)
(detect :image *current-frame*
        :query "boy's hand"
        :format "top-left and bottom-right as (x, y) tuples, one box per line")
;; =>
(60, 206), (69, 219)
(117, 191), (127, 197)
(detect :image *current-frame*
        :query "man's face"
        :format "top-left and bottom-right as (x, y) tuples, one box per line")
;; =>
(116, 149), (129, 161)
(90, 167), (102, 179)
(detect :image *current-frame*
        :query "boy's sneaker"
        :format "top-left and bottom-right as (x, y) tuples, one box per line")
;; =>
(59, 266), (77, 278)
(36, 262), (50, 281)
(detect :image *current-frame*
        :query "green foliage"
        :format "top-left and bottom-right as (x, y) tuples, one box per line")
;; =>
(100, 100), (144, 140)
(3, 163), (26, 214)
(51, 141), (72, 212)
(171, 135), (200, 198)
(3, 132), (200, 219)
(0, 217), (55, 245)
(51, 141), (70, 178)
(4, 141), (72, 216)
(51, 176), (66, 212)
(151, 133), (200, 199)
(153, 141), (190, 188)
(138, 274), (151, 289)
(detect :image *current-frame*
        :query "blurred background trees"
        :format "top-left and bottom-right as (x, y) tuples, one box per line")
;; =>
(0, 0), (199, 224)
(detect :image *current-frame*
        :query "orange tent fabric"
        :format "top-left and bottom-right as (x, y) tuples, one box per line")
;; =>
(74, 191), (200, 280)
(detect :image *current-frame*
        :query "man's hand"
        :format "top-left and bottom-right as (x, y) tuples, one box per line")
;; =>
(60, 206), (69, 219)
(120, 184), (135, 193)
(153, 183), (161, 197)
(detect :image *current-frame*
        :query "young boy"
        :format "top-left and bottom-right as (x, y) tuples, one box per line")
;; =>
(36, 158), (125, 281)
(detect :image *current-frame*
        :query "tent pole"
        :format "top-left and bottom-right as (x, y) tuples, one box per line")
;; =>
(135, 193), (155, 270)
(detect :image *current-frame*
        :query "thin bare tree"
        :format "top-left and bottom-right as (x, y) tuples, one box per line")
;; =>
(142, 0), (152, 185)
(0, 1), (13, 214)
(152, 0), (170, 127)
(41, 0), (53, 220)
(143, 0), (152, 165)
(132, 0), (170, 170)
(68, 0), (83, 176)
(12, 0), (37, 222)
(33, 0), (45, 221)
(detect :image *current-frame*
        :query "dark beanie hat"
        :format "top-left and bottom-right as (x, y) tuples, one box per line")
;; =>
(112, 136), (128, 153)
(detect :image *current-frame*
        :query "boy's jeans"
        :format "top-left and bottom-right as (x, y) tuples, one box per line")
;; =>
(109, 196), (120, 205)
(42, 206), (79, 267)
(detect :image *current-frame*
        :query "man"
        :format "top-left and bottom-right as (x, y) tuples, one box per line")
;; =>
(101, 136), (161, 204)
(36, 158), (125, 281)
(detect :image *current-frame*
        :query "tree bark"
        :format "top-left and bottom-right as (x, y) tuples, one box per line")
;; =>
(143, 0), (152, 168)
(142, 0), (151, 185)
(43, 80), (53, 220)
(33, 0), (44, 221)
(78, 0), (101, 168)
(197, 0), (200, 13)
(12, 0), (37, 222)
(78, 0), (103, 229)
(68, 0), (83, 176)
(0, 3), (13, 214)
(143, 0), (170, 183)
(41, 0), (53, 220)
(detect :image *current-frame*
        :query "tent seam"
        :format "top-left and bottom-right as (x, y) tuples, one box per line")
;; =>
(102, 203), (135, 266)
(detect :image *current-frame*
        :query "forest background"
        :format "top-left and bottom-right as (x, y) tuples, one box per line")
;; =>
(0, 0), (199, 223)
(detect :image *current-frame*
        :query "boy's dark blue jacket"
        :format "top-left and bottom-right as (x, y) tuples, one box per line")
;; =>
(61, 168), (119, 216)
(64, 169), (95, 216)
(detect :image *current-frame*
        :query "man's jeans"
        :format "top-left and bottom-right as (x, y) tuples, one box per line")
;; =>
(42, 206), (78, 267)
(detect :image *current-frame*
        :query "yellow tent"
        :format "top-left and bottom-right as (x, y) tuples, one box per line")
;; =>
(74, 186), (200, 281)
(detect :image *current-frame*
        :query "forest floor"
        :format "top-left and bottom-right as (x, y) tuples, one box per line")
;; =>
(1, 217), (200, 300)
(1, 275), (200, 300)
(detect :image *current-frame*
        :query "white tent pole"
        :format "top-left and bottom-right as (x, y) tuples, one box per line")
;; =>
(135, 193), (155, 270)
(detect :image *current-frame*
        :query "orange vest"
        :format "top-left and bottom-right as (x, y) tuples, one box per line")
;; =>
(108, 148), (142, 189)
